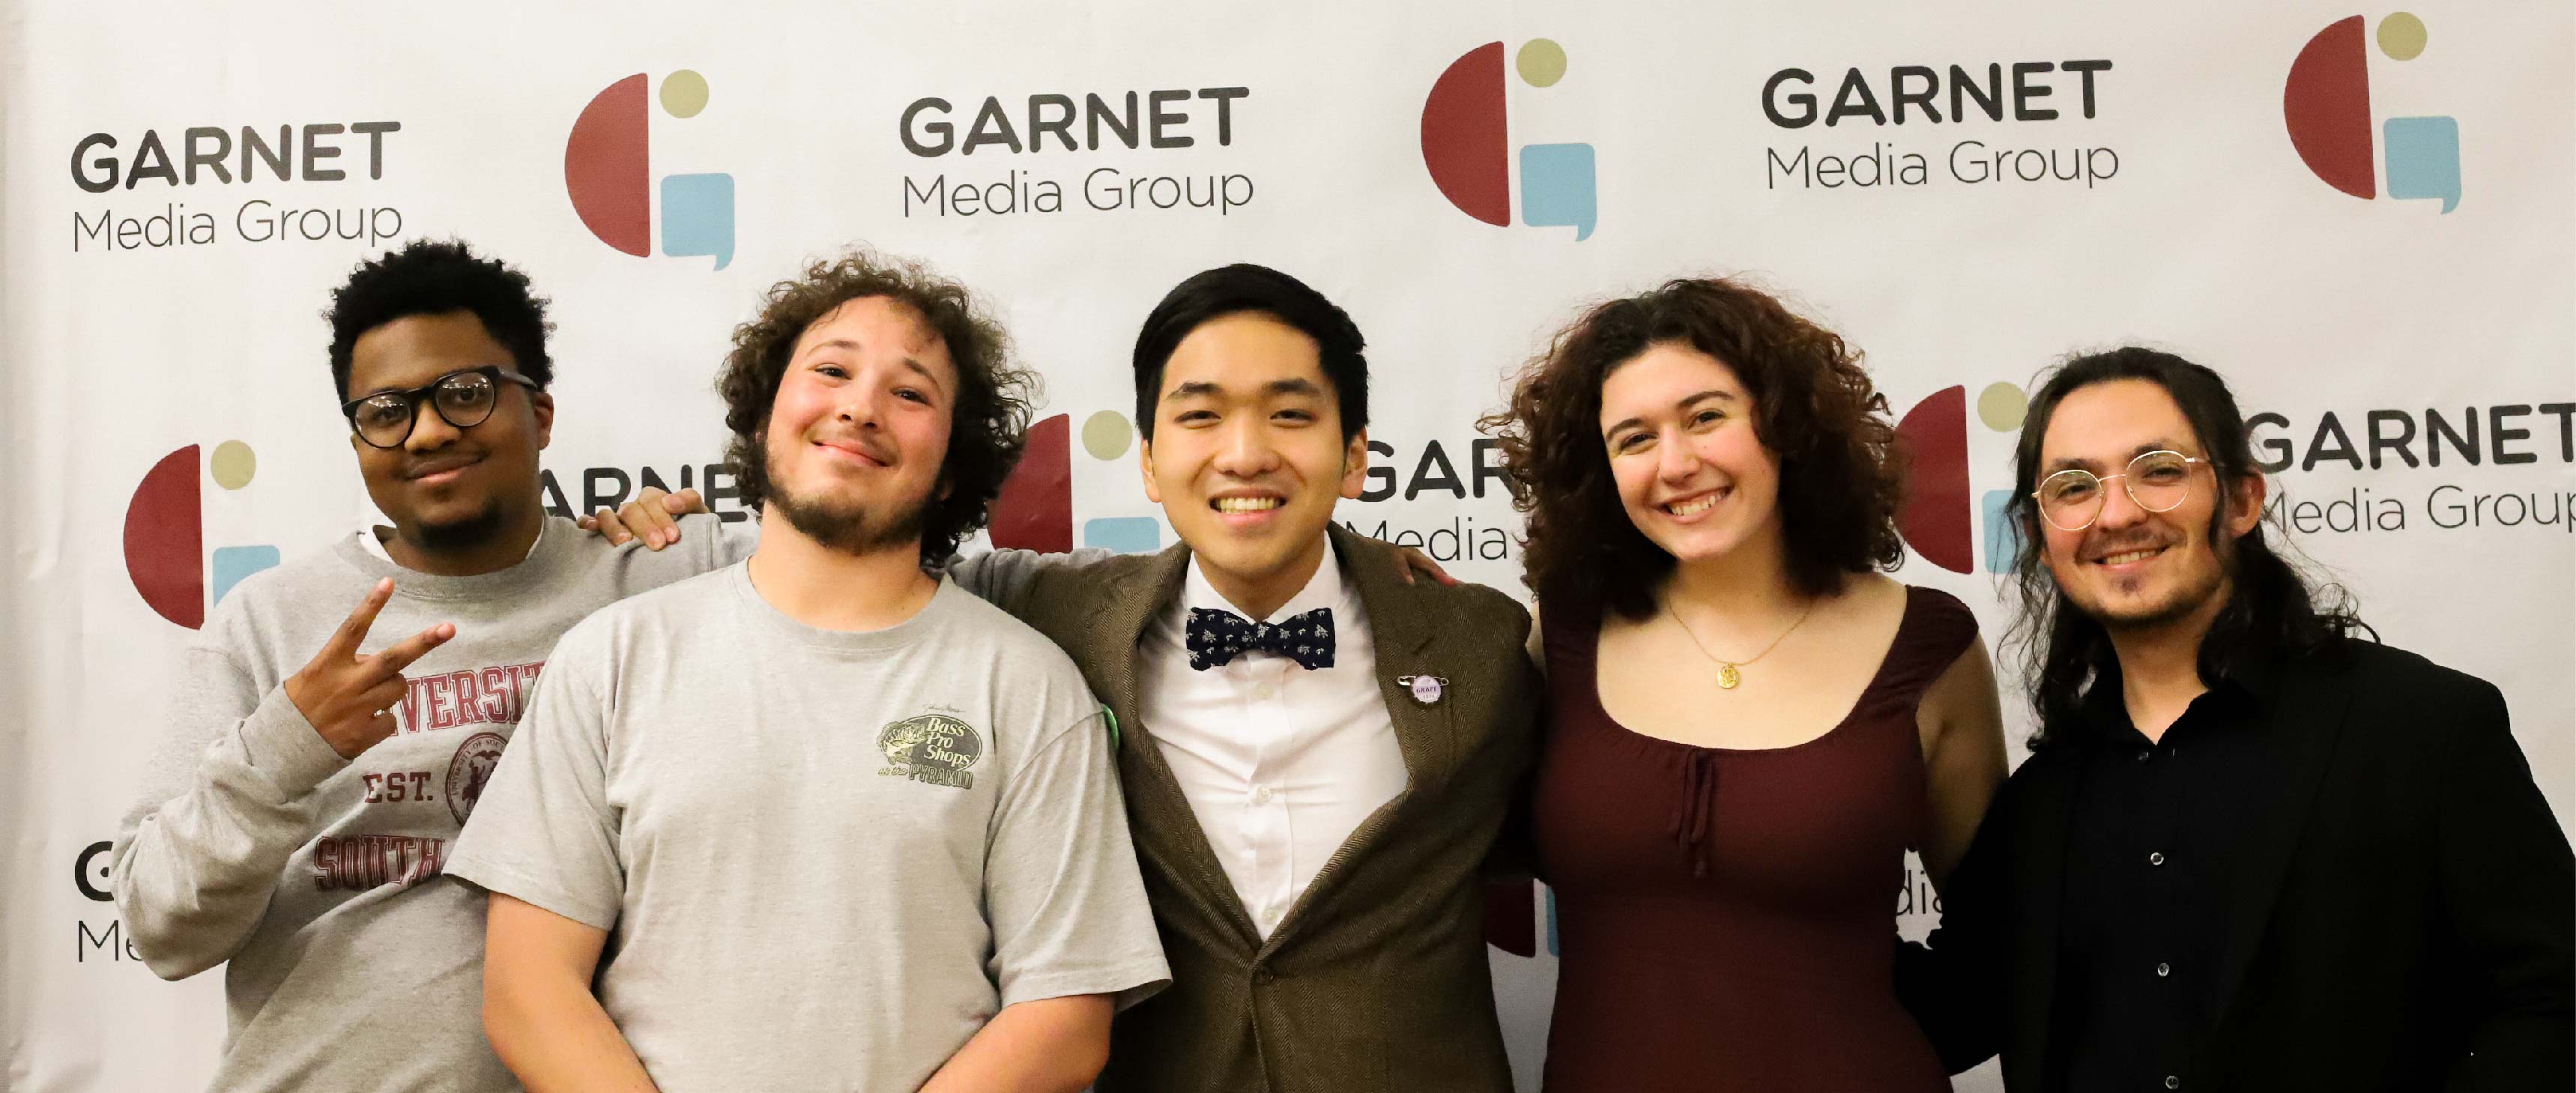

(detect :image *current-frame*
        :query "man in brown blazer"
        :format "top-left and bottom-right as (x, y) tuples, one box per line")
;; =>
(601, 263), (1540, 1091)
(959, 264), (1538, 1092)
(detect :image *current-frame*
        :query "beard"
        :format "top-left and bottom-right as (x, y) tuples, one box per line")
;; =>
(2082, 558), (2228, 633)
(2067, 510), (2237, 634)
(409, 497), (510, 552)
(764, 449), (930, 557)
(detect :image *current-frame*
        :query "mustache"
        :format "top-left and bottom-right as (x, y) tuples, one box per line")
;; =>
(807, 429), (898, 465)
(2082, 529), (2179, 560)
(403, 449), (483, 480)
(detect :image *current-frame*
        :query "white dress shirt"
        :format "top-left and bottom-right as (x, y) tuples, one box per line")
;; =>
(1137, 554), (1409, 939)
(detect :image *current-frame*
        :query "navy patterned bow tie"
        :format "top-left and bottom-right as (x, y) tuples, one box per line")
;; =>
(1187, 606), (1337, 670)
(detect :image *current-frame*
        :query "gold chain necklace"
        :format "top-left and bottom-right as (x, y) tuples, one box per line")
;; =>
(1663, 596), (1819, 689)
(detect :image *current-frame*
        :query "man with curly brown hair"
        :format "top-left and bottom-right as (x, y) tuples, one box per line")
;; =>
(450, 248), (1168, 1093)
(599, 262), (1541, 1092)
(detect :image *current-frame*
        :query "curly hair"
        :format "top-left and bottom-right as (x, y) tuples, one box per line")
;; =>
(1480, 276), (1907, 620)
(327, 238), (552, 399)
(716, 247), (1038, 566)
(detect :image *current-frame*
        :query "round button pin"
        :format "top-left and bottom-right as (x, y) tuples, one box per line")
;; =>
(1409, 676), (1444, 704)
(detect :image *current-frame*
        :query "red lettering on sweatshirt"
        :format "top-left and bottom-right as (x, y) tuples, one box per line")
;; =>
(395, 659), (545, 734)
(311, 835), (449, 891)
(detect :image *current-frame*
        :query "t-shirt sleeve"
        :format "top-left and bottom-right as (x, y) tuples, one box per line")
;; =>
(982, 703), (1170, 1010)
(445, 624), (626, 931)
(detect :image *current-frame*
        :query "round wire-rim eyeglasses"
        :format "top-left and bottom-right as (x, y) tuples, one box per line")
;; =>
(2031, 449), (2209, 532)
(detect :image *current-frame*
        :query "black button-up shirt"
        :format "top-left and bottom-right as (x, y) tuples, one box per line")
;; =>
(2050, 665), (2281, 1093)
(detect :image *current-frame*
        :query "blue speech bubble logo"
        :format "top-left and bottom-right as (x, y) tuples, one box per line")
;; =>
(660, 172), (735, 268)
(211, 545), (280, 608)
(2383, 116), (2459, 214)
(1082, 516), (1162, 554)
(1520, 142), (1596, 240)
(1980, 488), (2022, 573)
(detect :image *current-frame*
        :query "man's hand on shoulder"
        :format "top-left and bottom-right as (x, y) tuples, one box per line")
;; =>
(581, 487), (699, 550)
(1368, 538), (1455, 587)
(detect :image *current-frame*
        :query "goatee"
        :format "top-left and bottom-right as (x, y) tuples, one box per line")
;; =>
(766, 458), (928, 557)
(412, 500), (510, 553)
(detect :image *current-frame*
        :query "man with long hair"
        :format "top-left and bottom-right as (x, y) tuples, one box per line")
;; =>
(1905, 347), (2572, 1091)
(450, 249), (1167, 1093)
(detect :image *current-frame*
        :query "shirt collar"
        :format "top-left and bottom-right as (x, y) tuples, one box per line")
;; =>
(2079, 655), (2269, 744)
(357, 518), (548, 565)
(1182, 547), (1343, 624)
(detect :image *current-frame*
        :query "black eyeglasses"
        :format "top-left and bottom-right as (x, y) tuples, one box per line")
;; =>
(342, 366), (539, 449)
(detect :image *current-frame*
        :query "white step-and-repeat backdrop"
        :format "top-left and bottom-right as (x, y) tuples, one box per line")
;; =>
(4, 2), (2569, 1090)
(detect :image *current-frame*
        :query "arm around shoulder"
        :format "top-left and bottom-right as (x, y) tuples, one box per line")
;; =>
(945, 548), (1118, 617)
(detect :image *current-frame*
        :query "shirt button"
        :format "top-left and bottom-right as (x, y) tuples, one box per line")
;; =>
(2165, 1077), (2180, 1089)
(2137, 749), (2152, 762)
(2156, 962), (2172, 978)
(1254, 682), (1277, 700)
(1251, 785), (1274, 805)
(2149, 851), (2166, 866)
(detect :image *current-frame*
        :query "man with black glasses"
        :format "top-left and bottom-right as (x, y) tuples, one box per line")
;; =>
(1903, 347), (2572, 1092)
(111, 240), (747, 1093)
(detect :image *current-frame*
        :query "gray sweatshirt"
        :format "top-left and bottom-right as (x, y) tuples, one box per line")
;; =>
(111, 515), (750, 1093)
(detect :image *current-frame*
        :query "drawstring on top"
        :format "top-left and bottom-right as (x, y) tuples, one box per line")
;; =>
(1668, 750), (1722, 878)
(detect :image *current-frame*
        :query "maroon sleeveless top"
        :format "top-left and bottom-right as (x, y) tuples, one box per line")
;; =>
(1531, 586), (1978, 1093)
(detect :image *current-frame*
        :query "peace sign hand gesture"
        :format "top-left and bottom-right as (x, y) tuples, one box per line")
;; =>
(283, 578), (455, 760)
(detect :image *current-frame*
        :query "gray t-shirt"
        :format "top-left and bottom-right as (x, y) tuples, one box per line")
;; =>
(447, 564), (1168, 1092)
(111, 514), (752, 1093)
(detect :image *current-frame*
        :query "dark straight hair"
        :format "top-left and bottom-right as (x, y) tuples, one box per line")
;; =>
(1130, 264), (1369, 443)
(2006, 346), (2363, 748)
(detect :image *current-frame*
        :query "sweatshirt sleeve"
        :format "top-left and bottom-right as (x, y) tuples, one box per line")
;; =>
(708, 514), (760, 568)
(111, 641), (349, 981)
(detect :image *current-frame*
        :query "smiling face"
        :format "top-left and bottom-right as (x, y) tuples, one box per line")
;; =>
(345, 310), (553, 550)
(760, 295), (958, 555)
(2035, 378), (2263, 632)
(1142, 312), (1368, 608)
(1596, 342), (1783, 568)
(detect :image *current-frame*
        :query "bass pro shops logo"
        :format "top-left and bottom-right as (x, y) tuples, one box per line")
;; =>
(2285, 13), (2459, 213)
(1421, 39), (1597, 240)
(566, 70), (736, 267)
(879, 713), (986, 790)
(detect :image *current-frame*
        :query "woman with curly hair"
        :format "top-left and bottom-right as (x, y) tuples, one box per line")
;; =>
(1482, 277), (2007, 1092)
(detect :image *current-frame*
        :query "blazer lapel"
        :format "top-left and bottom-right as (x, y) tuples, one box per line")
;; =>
(2008, 746), (2083, 1093)
(1331, 524), (1451, 787)
(1084, 544), (1186, 736)
(1257, 527), (1451, 954)
(1093, 545), (1266, 949)
(2210, 664), (2352, 1020)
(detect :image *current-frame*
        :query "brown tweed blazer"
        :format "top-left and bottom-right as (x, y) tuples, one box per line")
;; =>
(977, 523), (1539, 1093)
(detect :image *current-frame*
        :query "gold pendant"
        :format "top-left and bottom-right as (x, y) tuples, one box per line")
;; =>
(1717, 663), (1741, 689)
